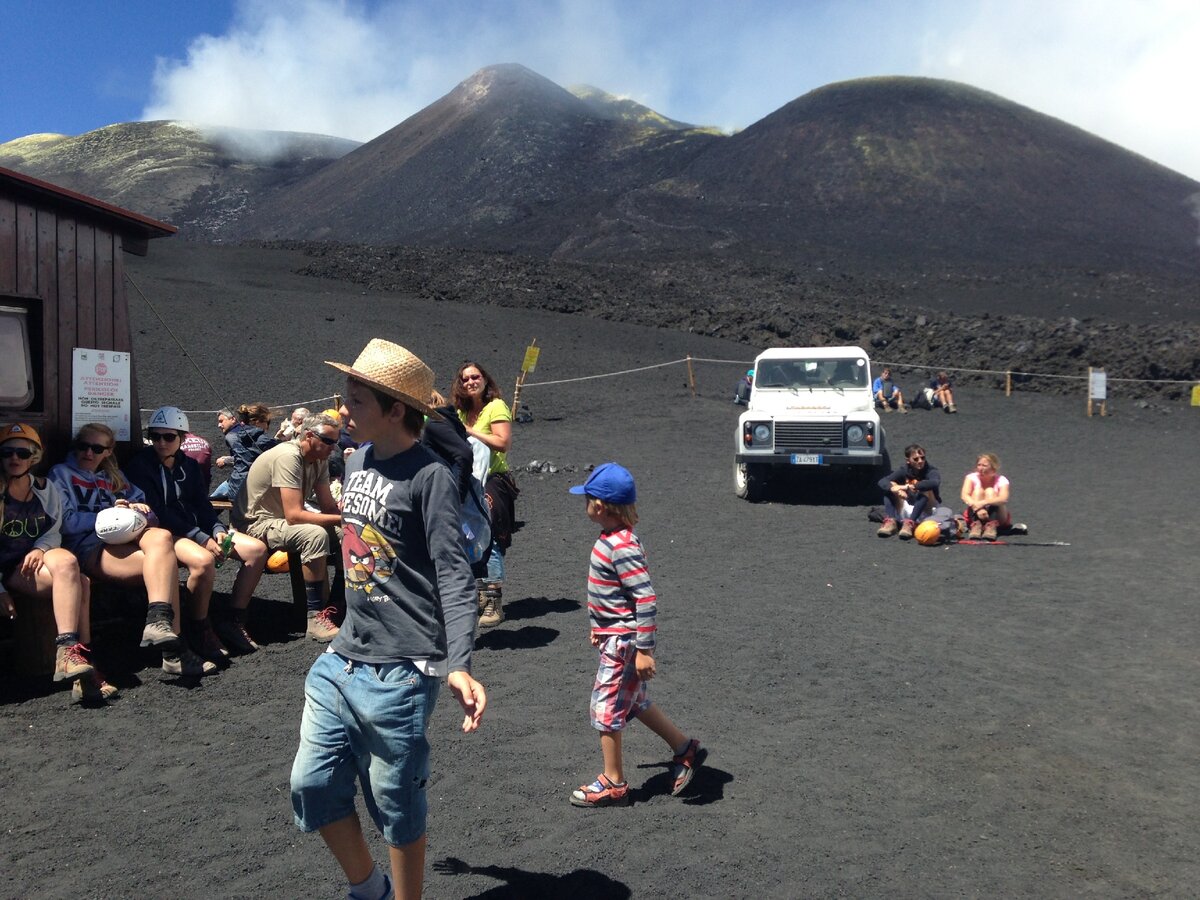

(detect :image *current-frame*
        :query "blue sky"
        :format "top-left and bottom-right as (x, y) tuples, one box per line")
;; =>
(3, 0), (1199, 181)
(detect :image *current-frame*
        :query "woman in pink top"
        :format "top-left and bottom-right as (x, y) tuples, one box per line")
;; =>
(960, 452), (1011, 541)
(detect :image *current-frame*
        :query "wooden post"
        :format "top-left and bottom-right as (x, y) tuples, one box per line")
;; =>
(1005, 371), (1012, 396)
(1087, 367), (1093, 417)
(686, 355), (697, 398)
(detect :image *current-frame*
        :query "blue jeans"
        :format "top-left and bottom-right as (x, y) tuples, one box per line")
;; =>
(485, 540), (505, 582)
(291, 652), (440, 847)
(209, 480), (233, 500)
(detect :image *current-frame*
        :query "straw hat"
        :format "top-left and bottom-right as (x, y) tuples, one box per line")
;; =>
(326, 339), (441, 419)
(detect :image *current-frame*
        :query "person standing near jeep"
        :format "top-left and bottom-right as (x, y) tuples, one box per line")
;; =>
(876, 445), (941, 540)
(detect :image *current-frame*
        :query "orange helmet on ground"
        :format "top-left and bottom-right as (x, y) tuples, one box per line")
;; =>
(914, 519), (942, 545)
(1, 423), (42, 448)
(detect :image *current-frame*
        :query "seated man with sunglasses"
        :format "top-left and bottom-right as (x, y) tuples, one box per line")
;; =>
(233, 412), (343, 642)
(127, 407), (269, 658)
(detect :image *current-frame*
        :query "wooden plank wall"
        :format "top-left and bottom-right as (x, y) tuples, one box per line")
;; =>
(0, 192), (133, 461)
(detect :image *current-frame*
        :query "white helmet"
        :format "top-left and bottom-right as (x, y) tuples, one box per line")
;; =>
(148, 406), (190, 433)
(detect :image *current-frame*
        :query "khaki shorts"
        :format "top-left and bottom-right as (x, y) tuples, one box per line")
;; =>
(243, 518), (338, 565)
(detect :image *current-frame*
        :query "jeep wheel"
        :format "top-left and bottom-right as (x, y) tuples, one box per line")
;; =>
(735, 461), (768, 502)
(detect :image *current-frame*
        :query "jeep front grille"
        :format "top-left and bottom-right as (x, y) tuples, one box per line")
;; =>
(774, 422), (844, 451)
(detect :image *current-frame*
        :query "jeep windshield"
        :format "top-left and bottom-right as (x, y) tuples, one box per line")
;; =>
(754, 357), (868, 390)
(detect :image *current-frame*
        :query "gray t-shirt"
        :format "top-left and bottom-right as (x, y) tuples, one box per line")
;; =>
(330, 442), (476, 673)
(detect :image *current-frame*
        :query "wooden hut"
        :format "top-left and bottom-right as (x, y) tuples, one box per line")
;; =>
(0, 166), (175, 675)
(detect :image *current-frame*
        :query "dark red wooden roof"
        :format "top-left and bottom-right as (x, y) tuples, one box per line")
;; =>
(0, 165), (176, 241)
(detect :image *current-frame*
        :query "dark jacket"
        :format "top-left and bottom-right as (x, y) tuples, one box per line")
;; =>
(878, 462), (942, 503)
(220, 424), (272, 496)
(421, 405), (474, 501)
(126, 446), (227, 544)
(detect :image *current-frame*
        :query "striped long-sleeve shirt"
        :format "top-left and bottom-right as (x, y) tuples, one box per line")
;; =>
(586, 528), (657, 649)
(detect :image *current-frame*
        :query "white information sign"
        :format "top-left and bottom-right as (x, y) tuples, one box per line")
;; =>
(1088, 369), (1107, 401)
(72, 348), (132, 440)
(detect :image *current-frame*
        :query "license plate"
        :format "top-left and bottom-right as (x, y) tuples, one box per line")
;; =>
(790, 453), (821, 465)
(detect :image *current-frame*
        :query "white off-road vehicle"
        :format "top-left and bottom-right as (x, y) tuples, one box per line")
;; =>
(734, 346), (888, 501)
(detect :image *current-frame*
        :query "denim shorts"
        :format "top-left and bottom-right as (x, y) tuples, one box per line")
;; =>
(291, 652), (440, 848)
(589, 635), (650, 733)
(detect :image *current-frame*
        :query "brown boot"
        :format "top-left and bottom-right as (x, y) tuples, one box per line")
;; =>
(877, 517), (899, 538)
(898, 519), (916, 540)
(475, 578), (488, 612)
(479, 583), (504, 628)
(54, 642), (94, 682)
(968, 520), (983, 539)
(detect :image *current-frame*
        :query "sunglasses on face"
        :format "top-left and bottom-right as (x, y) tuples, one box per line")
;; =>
(0, 447), (34, 460)
(148, 431), (180, 444)
(75, 440), (110, 455)
(461, 374), (483, 383)
(312, 432), (338, 446)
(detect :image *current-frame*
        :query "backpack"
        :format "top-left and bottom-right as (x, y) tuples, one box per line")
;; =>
(912, 387), (935, 410)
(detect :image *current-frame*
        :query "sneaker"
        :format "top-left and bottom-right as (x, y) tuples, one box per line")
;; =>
(306, 607), (340, 643)
(72, 670), (118, 703)
(140, 619), (179, 648)
(898, 519), (915, 540)
(983, 520), (999, 541)
(899, 405), (909, 414)
(189, 623), (230, 663)
(968, 520), (983, 540)
(670, 739), (708, 796)
(570, 774), (630, 808)
(877, 517), (898, 538)
(54, 642), (94, 682)
(162, 647), (218, 677)
(214, 617), (259, 654)
(948, 404), (958, 414)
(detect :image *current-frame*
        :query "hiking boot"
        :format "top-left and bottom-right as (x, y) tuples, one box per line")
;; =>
(947, 404), (958, 414)
(570, 774), (630, 808)
(306, 607), (340, 643)
(214, 616), (259, 654)
(880, 404), (892, 413)
(140, 619), (179, 649)
(188, 621), (230, 664)
(475, 578), (488, 612)
(670, 739), (708, 796)
(899, 404), (909, 414)
(54, 642), (94, 682)
(983, 520), (999, 541)
(898, 519), (916, 540)
(479, 584), (504, 628)
(72, 669), (118, 703)
(877, 517), (898, 538)
(968, 520), (984, 540)
(162, 646), (218, 677)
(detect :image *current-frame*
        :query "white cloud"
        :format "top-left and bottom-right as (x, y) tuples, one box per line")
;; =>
(918, 0), (1200, 179)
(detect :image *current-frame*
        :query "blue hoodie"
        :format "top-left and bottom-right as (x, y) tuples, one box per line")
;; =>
(48, 457), (146, 560)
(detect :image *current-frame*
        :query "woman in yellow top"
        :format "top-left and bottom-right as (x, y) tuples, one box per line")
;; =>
(453, 361), (519, 627)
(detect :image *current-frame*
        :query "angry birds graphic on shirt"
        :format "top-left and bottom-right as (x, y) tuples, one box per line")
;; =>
(343, 521), (397, 595)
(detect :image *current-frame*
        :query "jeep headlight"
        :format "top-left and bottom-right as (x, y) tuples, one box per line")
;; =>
(753, 424), (771, 443)
(742, 421), (773, 449)
(846, 425), (865, 443)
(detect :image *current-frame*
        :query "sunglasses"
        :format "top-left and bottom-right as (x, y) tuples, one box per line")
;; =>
(311, 432), (338, 446)
(148, 431), (180, 443)
(75, 440), (110, 455)
(0, 447), (34, 460)
(461, 374), (483, 382)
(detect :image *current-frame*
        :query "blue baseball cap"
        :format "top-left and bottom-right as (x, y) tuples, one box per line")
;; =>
(568, 462), (637, 504)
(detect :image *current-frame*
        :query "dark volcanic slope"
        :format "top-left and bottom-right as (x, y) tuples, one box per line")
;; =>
(621, 77), (1200, 273)
(231, 64), (721, 249)
(0, 122), (359, 236)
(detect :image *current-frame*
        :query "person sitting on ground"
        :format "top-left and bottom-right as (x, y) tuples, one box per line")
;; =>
(930, 371), (958, 413)
(733, 369), (753, 405)
(50, 422), (216, 677)
(960, 452), (1011, 541)
(275, 407), (310, 442)
(453, 361), (519, 629)
(0, 423), (114, 703)
(872, 367), (908, 413)
(211, 403), (275, 500)
(877, 444), (942, 540)
(232, 411), (342, 642)
(126, 406), (269, 656)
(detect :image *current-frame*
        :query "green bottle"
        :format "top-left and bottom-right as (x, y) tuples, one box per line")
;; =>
(215, 530), (235, 569)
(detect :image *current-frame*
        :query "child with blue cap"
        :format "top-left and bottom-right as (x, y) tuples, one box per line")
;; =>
(566, 462), (705, 807)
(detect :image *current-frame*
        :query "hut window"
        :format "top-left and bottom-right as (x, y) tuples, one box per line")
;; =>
(0, 306), (35, 409)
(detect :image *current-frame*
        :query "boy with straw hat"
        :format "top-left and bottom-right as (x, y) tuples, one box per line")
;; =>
(290, 339), (487, 900)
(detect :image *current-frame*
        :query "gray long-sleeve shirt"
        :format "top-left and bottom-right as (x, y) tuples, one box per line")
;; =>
(330, 442), (476, 673)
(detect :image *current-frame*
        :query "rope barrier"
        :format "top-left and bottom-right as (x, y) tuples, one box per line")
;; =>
(521, 356), (1197, 389)
(138, 395), (341, 418)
